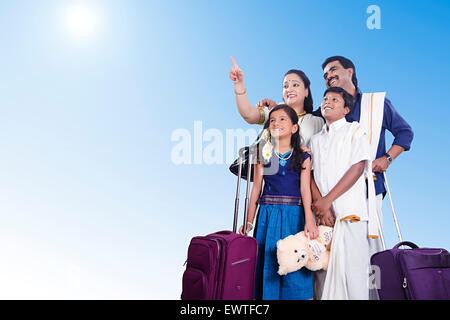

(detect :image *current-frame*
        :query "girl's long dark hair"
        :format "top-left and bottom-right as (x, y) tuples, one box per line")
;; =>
(263, 104), (306, 172)
(284, 69), (314, 114)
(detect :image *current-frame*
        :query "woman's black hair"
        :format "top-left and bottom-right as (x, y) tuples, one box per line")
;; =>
(283, 69), (314, 114)
(321, 56), (358, 88)
(263, 104), (306, 172)
(323, 86), (354, 110)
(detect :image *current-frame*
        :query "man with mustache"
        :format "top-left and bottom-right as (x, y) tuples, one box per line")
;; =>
(320, 55), (413, 213)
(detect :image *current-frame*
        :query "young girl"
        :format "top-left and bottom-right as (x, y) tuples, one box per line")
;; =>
(239, 104), (318, 300)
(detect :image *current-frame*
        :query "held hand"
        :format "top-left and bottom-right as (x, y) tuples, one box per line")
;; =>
(320, 210), (336, 227)
(304, 220), (319, 239)
(372, 156), (390, 173)
(256, 98), (277, 110)
(229, 56), (244, 84)
(238, 223), (253, 235)
(311, 203), (322, 219)
(316, 215), (323, 226)
(312, 196), (332, 216)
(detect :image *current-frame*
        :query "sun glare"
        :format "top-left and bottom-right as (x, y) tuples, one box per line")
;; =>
(65, 4), (98, 37)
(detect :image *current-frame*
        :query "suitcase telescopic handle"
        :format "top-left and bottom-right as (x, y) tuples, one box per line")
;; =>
(242, 151), (253, 235)
(232, 146), (254, 235)
(232, 149), (243, 233)
(383, 172), (404, 243)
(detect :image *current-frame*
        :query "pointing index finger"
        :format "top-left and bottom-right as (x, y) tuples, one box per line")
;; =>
(230, 56), (239, 68)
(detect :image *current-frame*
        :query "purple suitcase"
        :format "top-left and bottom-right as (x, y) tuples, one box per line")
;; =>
(181, 231), (258, 300)
(371, 241), (450, 300)
(370, 173), (450, 300)
(181, 147), (258, 300)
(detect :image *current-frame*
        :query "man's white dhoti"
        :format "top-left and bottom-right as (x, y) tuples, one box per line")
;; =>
(321, 219), (370, 300)
(368, 193), (385, 300)
(369, 194), (384, 255)
(360, 92), (388, 300)
(360, 92), (386, 250)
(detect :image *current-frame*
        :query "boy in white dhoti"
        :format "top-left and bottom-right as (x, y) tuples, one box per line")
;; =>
(309, 87), (379, 300)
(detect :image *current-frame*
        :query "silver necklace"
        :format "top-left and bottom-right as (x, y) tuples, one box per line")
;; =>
(275, 149), (293, 160)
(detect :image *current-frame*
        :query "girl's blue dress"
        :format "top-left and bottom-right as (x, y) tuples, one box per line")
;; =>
(254, 151), (313, 300)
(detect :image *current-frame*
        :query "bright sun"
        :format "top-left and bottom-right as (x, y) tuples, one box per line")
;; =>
(65, 4), (98, 37)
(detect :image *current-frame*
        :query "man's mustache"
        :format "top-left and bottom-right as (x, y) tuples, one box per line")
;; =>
(328, 76), (339, 86)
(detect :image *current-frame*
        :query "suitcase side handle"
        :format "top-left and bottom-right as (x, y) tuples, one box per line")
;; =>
(393, 241), (419, 250)
(214, 231), (233, 236)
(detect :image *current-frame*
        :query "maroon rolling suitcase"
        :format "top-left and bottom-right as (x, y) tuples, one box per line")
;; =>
(181, 147), (258, 300)
(370, 173), (450, 300)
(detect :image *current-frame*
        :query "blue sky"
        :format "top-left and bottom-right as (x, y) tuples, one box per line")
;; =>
(0, 0), (449, 299)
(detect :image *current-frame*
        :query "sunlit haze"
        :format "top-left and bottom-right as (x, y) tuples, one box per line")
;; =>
(65, 4), (99, 38)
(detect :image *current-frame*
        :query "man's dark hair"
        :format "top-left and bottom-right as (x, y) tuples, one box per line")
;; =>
(322, 56), (358, 88)
(323, 87), (354, 110)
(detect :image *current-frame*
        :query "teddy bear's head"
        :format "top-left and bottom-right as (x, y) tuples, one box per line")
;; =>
(276, 234), (308, 275)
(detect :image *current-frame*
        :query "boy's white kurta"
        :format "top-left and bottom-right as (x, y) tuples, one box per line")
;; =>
(309, 118), (372, 300)
(310, 118), (371, 222)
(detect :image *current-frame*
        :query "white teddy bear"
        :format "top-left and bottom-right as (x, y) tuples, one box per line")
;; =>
(276, 225), (333, 275)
